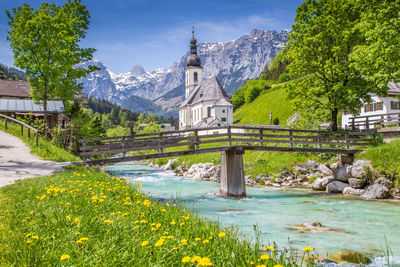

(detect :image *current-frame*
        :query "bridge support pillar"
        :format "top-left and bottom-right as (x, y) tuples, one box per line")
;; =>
(220, 148), (246, 197)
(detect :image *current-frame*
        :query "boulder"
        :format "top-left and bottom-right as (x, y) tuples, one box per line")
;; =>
(321, 176), (335, 187)
(343, 187), (366, 196)
(326, 181), (349, 193)
(351, 160), (372, 178)
(327, 251), (371, 264)
(305, 160), (320, 171)
(374, 177), (392, 188)
(332, 164), (352, 182)
(275, 178), (283, 184)
(311, 178), (325, 190)
(162, 158), (178, 170)
(348, 178), (368, 189)
(360, 184), (390, 200)
(174, 166), (184, 176)
(280, 169), (292, 177)
(294, 166), (308, 175)
(255, 174), (271, 183)
(245, 176), (257, 185)
(317, 164), (333, 176)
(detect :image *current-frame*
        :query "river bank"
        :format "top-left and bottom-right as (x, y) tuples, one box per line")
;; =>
(105, 161), (400, 265)
(142, 158), (400, 201)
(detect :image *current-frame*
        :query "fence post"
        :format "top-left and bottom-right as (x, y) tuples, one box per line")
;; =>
(318, 132), (322, 149)
(398, 114), (400, 127)
(81, 141), (87, 161)
(351, 117), (355, 131)
(20, 124), (23, 135)
(5, 118), (7, 130)
(159, 132), (164, 153)
(28, 128), (31, 138)
(345, 132), (350, 149)
(227, 126), (232, 146)
(381, 115), (384, 128)
(122, 136), (126, 157)
(259, 128), (263, 147)
(35, 131), (38, 145)
(365, 117), (369, 130)
(289, 130), (293, 148)
(194, 129), (199, 150)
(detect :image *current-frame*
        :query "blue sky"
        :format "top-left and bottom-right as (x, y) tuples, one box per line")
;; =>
(0, 0), (303, 73)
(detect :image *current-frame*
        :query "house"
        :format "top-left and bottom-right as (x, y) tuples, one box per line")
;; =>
(178, 31), (233, 130)
(0, 79), (65, 127)
(342, 82), (400, 129)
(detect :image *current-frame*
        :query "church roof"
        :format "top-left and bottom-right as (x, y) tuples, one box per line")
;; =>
(180, 76), (232, 107)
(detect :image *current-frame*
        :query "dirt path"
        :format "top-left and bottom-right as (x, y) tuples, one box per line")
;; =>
(0, 130), (70, 187)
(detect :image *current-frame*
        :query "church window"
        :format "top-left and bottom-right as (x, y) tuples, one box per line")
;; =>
(207, 107), (211, 117)
(194, 72), (198, 82)
(221, 118), (226, 122)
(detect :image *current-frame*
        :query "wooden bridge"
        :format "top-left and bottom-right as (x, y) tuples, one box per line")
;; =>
(80, 125), (374, 197)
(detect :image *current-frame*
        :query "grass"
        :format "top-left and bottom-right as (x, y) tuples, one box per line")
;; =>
(0, 165), (308, 266)
(0, 119), (79, 162)
(357, 139), (400, 185)
(234, 83), (295, 125)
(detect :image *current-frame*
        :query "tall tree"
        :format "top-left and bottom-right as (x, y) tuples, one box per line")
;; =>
(285, 0), (387, 131)
(6, 0), (97, 128)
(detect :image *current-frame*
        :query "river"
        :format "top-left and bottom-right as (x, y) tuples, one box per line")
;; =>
(105, 161), (400, 266)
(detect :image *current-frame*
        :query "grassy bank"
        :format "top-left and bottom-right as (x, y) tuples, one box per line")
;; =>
(0, 120), (79, 162)
(0, 165), (308, 266)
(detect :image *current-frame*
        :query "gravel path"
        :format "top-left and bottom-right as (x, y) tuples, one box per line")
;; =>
(0, 130), (71, 187)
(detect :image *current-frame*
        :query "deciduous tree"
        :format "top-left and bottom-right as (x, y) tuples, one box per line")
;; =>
(6, 0), (97, 128)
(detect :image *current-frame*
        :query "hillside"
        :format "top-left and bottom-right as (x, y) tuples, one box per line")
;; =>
(233, 83), (295, 125)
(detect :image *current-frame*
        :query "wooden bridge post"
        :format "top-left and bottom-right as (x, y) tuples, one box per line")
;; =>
(20, 124), (23, 135)
(259, 129), (263, 147)
(122, 136), (126, 157)
(35, 132), (38, 145)
(366, 117), (369, 130)
(194, 130), (199, 150)
(28, 128), (31, 138)
(227, 126), (232, 146)
(289, 130), (293, 148)
(5, 118), (7, 130)
(81, 141), (87, 161)
(220, 147), (246, 197)
(351, 117), (355, 131)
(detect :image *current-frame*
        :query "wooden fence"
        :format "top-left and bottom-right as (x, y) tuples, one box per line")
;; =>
(348, 112), (400, 130)
(79, 125), (373, 161)
(0, 113), (39, 145)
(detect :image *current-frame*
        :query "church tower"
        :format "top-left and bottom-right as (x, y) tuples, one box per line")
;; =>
(185, 28), (203, 98)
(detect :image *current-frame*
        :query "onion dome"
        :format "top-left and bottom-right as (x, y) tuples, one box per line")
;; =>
(187, 28), (201, 67)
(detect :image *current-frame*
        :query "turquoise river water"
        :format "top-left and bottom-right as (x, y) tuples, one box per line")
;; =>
(105, 162), (400, 266)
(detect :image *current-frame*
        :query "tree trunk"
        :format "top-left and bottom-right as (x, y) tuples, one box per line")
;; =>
(331, 108), (338, 131)
(43, 79), (48, 128)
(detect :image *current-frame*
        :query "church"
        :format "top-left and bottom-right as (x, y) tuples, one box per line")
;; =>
(179, 31), (233, 130)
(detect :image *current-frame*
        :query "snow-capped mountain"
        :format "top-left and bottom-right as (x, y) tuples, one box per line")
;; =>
(79, 29), (289, 116)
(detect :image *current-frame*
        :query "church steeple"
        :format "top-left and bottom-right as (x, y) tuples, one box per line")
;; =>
(187, 27), (201, 67)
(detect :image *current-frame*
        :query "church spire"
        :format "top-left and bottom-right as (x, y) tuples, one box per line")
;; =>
(187, 26), (201, 67)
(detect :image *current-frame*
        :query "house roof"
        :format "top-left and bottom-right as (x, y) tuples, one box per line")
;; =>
(388, 82), (400, 96)
(180, 76), (232, 108)
(0, 79), (31, 98)
(0, 99), (64, 114)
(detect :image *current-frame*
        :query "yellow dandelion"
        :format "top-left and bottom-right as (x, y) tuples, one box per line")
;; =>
(60, 254), (70, 261)
(76, 232), (80, 235)
(182, 256), (191, 263)
(156, 223), (161, 228)
(170, 221), (176, 225)
(167, 235), (174, 240)
(250, 262), (255, 265)
(181, 239), (188, 245)
(155, 240), (164, 247)
(198, 257), (213, 266)
(191, 256), (201, 263)
(202, 239), (209, 244)
(25, 233), (31, 238)
(256, 265), (266, 267)
(104, 219), (112, 225)
(26, 240), (32, 244)
(141, 241), (149, 246)
(195, 237), (201, 241)
(31, 235), (39, 240)
(273, 265), (284, 267)
(303, 246), (313, 252)
(218, 232), (226, 237)
(161, 209), (166, 212)
(74, 218), (80, 224)
(263, 245), (272, 250)
(260, 255), (269, 260)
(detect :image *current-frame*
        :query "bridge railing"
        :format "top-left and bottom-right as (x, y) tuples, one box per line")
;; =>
(0, 113), (39, 145)
(79, 125), (374, 160)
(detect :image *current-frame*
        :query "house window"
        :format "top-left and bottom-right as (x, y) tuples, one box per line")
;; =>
(222, 109), (225, 113)
(194, 72), (198, 82)
(391, 101), (400, 110)
(364, 101), (383, 113)
(207, 107), (211, 117)
(221, 118), (226, 122)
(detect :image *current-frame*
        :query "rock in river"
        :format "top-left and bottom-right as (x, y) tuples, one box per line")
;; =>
(327, 251), (371, 264)
(360, 184), (390, 200)
(326, 181), (349, 193)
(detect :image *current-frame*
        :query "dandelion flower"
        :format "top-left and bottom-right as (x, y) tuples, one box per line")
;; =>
(141, 241), (149, 246)
(260, 255), (269, 260)
(256, 265), (266, 267)
(104, 219), (112, 225)
(155, 240), (164, 247)
(191, 256), (201, 263)
(74, 218), (80, 224)
(66, 216), (71, 220)
(273, 265), (284, 267)
(167, 235), (174, 240)
(199, 257), (213, 266)
(161, 209), (166, 212)
(181, 239), (188, 245)
(303, 246), (313, 252)
(202, 239), (209, 244)
(60, 254), (70, 260)
(156, 223), (161, 228)
(170, 221), (176, 225)
(195, 237), (201, 241)
(218, 232), (226, 237)
(26, 240), (32, 244)
(263, 245), (272, 250)
(31, 235), (39, 240)
(182, 256), (191, 263)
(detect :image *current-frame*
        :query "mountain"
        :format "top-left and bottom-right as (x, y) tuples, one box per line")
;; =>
(79, 29), (289, 116)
